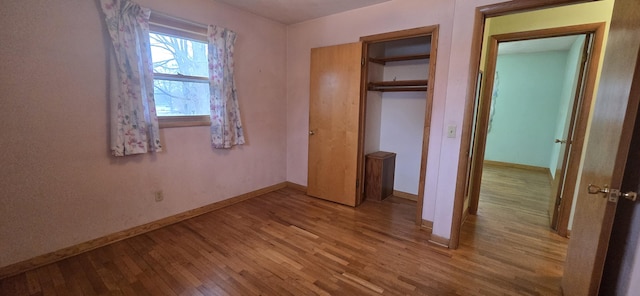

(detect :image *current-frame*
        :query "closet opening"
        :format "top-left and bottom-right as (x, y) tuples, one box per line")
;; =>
(359, 26), (438, 230)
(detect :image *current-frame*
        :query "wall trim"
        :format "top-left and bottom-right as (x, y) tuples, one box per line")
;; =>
(285, 181), (308, 192)
(421, 219), (434, 232)
(394, 190), (419, 201)
(429, 234), (450, 248)
(483, 160), (548, 172)
(462, 206), (470, 225)
(0, 182), (288, 279)
(422, 221), (452, 250)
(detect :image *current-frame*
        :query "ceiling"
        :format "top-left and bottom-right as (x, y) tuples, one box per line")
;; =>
(498, 35), (581, 55)
(214, 0), (391, 24)
(212, 1), (582, 52)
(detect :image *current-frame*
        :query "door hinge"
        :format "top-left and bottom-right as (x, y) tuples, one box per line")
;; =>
(361, 58), (365, 67)
(356, 179), (360, 188)
(587, 184), (638, 203)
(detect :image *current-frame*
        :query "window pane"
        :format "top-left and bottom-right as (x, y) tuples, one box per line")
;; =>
(149, 32), (209, 77)
(154, 80), (210, 116)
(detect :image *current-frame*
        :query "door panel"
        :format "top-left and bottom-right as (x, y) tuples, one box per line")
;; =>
(548, 34), (590, 229)
(562, 1), (640, 294)
(308, 42), (363, 207)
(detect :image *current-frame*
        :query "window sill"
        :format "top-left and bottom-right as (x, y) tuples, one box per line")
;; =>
(159, 115), (211, 128)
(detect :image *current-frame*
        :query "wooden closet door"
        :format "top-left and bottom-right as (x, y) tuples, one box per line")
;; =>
(308, 42), (363, 207)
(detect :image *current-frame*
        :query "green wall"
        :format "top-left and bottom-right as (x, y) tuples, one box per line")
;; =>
(484, 51), (568, 168)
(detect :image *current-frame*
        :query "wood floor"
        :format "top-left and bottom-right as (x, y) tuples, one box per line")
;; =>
(0, 165), (568, 295)
(459, 164), (569, 295)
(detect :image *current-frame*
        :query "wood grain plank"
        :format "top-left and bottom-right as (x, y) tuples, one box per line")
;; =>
(1, 171), (568, 295)
(24, 269), (41, 295)
(0, 182), (288, 280)
(308, 42), (362, 207)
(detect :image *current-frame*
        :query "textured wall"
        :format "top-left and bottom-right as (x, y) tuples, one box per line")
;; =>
(286, 0), (615, 240)
(285, 0), (509, 239)
(0, 0), (287, 267)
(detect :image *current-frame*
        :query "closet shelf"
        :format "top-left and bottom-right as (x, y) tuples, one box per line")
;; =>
(369, 54), (430, 65)
(368, 80), (428, 92)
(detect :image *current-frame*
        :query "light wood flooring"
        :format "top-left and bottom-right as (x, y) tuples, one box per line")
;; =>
(1, 165), (568, 295)
(459, 164), (569, 295)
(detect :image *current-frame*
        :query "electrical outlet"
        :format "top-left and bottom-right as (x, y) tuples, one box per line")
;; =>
(447, 125), (457, 138)
(155, 190), (164, 202)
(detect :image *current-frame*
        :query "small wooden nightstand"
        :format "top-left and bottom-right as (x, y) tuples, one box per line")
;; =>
(365, 151), (396, 201)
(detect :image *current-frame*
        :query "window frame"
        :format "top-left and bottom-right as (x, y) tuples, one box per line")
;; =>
(148, 13), (211, 128)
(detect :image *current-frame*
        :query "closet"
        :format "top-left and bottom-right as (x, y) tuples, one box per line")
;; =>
(364, 35), (431, 203)
(307, 26), (437, 224)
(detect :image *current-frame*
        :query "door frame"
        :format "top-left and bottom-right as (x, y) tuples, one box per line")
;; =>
(468, 24), (604, 238)
(549, 32), (591, 232)
(359, 25), (439, 226)
(450, 0), (597, 249)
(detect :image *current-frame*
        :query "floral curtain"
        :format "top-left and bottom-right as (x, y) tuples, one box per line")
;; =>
(100, 0), (162, 156)
(208, 26), (245, 149)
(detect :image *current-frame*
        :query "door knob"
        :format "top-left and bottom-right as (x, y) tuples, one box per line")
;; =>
(587, 184), (609, 194)
(309, 130), (315, 136)
(555, 139), (568, 144)
(588, 184), (638, 202)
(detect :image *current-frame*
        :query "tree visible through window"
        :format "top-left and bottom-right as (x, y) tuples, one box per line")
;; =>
(149, 32), (210, 116)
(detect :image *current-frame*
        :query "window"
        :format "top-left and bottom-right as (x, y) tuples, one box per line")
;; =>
(149, 14), (210, 128)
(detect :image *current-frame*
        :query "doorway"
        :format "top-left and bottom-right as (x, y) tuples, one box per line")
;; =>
(359, 27), (439, 227)
(451, 0), (635, 294)
(472, 33), (592, 238)
(306, 26), (439, 228)
(464, 23), (604, 244)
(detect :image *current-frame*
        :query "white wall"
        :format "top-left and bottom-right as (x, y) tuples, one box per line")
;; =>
(1, 0), (620, 271)
(286, 0), (508, 239)
(379, 59), (428, 195)
(0, 0), (287, 268)
(365, 90), (383, 156)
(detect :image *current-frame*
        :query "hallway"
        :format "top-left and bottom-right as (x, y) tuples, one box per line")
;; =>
(458, 163), (569, 294)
